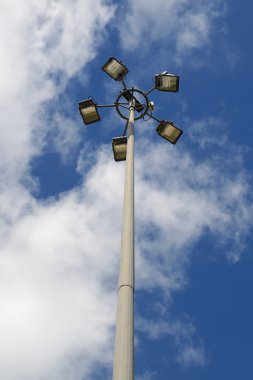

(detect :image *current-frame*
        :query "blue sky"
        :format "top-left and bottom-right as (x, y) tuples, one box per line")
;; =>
(0, 1), (253, 380)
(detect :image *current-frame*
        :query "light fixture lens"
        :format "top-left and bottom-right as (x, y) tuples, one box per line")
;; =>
(79, 99), (100, 125)
(102, 57), (129, 81)
(155, 73), (179, 92)
(156, 121), (183, 144)
(112, 136), (127, 161)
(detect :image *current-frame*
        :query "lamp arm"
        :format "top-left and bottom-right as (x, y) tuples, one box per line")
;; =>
(145, 86), (156, 96)
(96, 104), (117, 108)
(146, 113), (161, 123)
(123, 119), (129, 136)
(97, 103), (131, 109)
(121, 79), (128, 90)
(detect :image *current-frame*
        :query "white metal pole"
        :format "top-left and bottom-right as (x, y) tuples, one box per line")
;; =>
(112, 100), (135, 380)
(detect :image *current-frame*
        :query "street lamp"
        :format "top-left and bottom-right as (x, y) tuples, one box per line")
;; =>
(78, 57), (183, 380)
(155, 71), (179, 92)
(79, 98), (100, 125)
(156, 120), (183, 144)
(102, 56), (129, 81)
(112, 137), (127, 161)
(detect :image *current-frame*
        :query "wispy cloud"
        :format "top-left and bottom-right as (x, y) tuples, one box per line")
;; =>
(0, 125), (252, 378)
(116, 0), (225, 65)
(136, 315), (207, 367)
(0, 1), (251, 379)
(0, 0), (115, 188)
(136, 371), (157, 380)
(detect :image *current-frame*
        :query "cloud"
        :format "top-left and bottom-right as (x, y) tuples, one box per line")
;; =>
(0, 0), (115, 187)
(117, 0), (225, 64)
(0, 122), (252, 378)
(136, 316), (207, 367)
(49, 113), (82, 164)
(177, 344), (207, 367)
(134, 133), (252, 294)
(186, 116), (252, 262)
(0, 150), (123, 380)
(0, 1), (252, 379)
(136, 371), (157, 380)
(0, 1), (116, 379)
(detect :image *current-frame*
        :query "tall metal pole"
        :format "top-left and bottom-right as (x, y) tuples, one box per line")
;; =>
(113, 100), (135, 380)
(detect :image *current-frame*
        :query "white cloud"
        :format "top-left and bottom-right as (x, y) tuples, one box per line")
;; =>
(134, 139), (252, 294)
(0, 1), (116, 379)
(177, 344), (207, 367)
(117, 0), (225, 64)
(0, 155), (122, 380)
(0, 0), (115, 187)
(0, 1), (252, 379)
(136, 371), (157, 380)
(0, 127), (252, 378)
(136, 316), (207, 367)
(50, 113), (82, 163)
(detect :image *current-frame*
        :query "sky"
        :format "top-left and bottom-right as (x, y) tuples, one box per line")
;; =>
(0, 1), (253, 380)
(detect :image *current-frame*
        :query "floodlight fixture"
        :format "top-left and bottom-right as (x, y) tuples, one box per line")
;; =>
(79, 98), (100, 125)
(112, 136), (127, 161)
(102, 57), (129, 81)
(155, 72), (179, 92)
(156, 120), (183, 144)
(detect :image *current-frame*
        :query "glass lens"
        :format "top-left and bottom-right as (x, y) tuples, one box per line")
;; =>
(160, 76), (178, 91)
(105, 60), (125, 80)
(114, 143), (127, 160)
(162, 124), (181, 142)
(81, 106), (99, 123)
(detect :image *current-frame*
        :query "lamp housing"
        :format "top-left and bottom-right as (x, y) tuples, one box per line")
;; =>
(79, 99), (100, 125)
(155, 72), (179, 92)
(102, 57), (129, 81)
(112, 136), (127, 161)
(156, 121), (183, 144)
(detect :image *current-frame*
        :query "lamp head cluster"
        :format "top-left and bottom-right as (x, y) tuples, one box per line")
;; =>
(79, 57), (183, 161)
